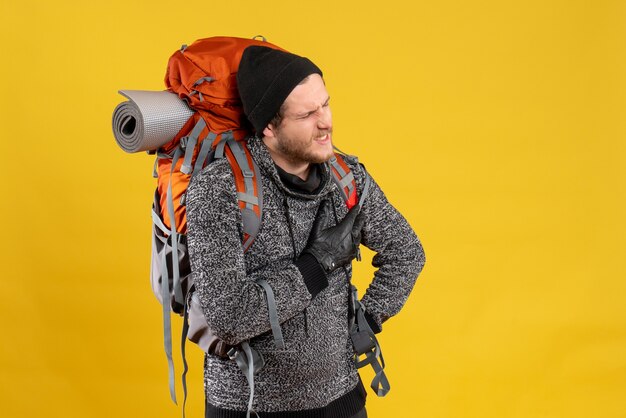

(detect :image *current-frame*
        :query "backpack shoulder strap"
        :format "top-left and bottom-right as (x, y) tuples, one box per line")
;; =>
(328, 153), (357, 208)
(330, 150), (384, 396)
(329, 151), (372, 211)
(220, 137), (263, 252)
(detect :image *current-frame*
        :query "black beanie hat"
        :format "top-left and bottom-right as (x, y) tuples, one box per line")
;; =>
(237, 45), (323, 133)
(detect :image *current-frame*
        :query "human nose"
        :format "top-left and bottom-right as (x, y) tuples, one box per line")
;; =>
(317, 105), (332, 130)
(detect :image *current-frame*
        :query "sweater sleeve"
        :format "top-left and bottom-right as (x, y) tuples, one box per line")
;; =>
(185, 163), (323, 346)
(357, 168), (426, 332)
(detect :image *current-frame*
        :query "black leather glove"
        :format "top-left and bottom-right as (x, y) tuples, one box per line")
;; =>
(302, 200), (365, 273)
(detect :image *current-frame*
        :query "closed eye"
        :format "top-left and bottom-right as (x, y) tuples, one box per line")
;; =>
(295, 97), (330, 119)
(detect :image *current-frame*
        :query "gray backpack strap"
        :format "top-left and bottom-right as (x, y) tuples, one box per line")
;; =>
(328, 155), (355, 201)
(328, 152), (374, 213)
(227, 139), (257, 209)
(181, 294), (191, 418)
(225, 139), (263, 252)
(214, 131), (233, 160)
(151, 205), (178, 404)
(166, 146), (185, 308)
(192, 132), (217, 177)
(329, 152), (373, 214)
(356, 169), (372, 211)
(255, 279), (285, 349)
(180, 118), (206, 175)
(155, 145), (184, 404)
(228, 342), (265, 418)
(349, 285), (391, 397)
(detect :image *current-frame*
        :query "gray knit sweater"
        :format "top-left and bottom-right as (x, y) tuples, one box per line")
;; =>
(186, 136), (425, 416)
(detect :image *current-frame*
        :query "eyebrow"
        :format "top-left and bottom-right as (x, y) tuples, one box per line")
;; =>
(295, 96), (331, 117)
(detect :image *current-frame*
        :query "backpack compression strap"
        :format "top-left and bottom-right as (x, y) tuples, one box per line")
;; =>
(227, 342), (264, 418)
(164, 144), (185, 404)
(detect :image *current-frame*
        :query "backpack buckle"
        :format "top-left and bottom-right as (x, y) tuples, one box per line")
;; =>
(351, 330), (376, 355)
(227, 346), (239, 361)
(242, 169), (254, 178)
(343, 155), (358, 165)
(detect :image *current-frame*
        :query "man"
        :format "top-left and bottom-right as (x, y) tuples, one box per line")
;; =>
(186, 45), (425, 418)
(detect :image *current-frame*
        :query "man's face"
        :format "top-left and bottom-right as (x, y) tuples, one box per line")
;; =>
(263, 73), (334, 166)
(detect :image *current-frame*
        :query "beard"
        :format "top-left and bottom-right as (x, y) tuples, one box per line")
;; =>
(274, 128), (334, 165)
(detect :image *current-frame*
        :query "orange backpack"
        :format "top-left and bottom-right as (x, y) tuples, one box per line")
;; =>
(155, 36), (282, 238)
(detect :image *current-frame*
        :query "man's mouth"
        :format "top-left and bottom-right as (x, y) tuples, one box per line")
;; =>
(315, 133), (331, 143)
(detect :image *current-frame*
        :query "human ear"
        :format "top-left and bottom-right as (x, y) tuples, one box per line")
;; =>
(263, 124), (276, 139)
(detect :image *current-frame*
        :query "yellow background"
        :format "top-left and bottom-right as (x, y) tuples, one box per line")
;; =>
(1, 0), (625, 417)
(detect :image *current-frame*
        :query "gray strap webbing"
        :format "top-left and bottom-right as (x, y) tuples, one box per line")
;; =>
(193, 76), (215, 86)
(339, 171), (355, 189)
(241, 208), (260, 239)
(349, 285), (391, 397)
(160, 240), (177, 404)
(329, 156), (355, 199)
(192, 132), (216, 177)
(369, 352), (390, 397)
(181, 295), (191, 418)
(357, 170), (372, 211)
(198, 91), (204, 102)
(242, 342), (259, 418)
(167, 147), (185, 307)
(227, 139), (256, 210)
(255, 279), (285, 349)
(151, 207), (169, 236)
(219, 137), (263, 252)
(237, 192), (259, 206)
(222, 138), (262, 250)
(163, 146), (184, 404)
(242, 234), (254, 252)
(253, 156), (264, 215)
(214, 131), (233, 159)
(242, 158), (263, 252)
(180, 118), (206, 174)
(354, 304), (390, 396)
(329, 155), (346, 176)
(229, 342), (262, 418)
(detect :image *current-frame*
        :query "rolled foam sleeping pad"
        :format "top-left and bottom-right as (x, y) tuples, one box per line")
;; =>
(112, 90), (194, 153)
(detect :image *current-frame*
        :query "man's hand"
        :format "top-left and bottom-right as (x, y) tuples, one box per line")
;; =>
(302, 200), (365, 273)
